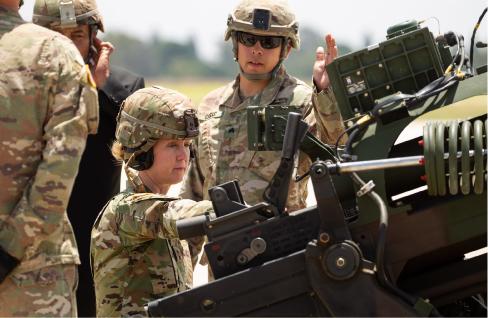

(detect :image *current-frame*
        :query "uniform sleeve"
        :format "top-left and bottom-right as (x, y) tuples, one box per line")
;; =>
(117, 199), (213, 245)
(310, 86), (347, 145)
(0, 37), (99, 260)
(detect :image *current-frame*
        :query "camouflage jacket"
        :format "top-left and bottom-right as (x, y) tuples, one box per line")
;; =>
(0, 7), (98, 274)
(90, 168), (213, 317)
(181, 70), (345, 211)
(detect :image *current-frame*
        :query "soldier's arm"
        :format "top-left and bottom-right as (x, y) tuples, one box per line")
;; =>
(179, 159), (207, 267)
(0, 37), (98, 260)
(310, 88), (347, 145)
(308, 33), (347, 145)
(117, 199), (212, 244)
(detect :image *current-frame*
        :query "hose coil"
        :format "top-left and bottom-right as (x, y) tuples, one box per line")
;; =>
(423, 119), (486, 196)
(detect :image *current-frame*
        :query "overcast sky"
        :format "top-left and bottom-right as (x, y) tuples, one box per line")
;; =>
(20, 0), (487, 62)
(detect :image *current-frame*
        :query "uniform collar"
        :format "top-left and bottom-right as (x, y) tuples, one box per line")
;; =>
(220, 67), (289, 111)
(0, 6), (24, 28)
(125, 166), (150, 193)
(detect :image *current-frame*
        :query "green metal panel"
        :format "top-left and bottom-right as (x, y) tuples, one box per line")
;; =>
(327, 27), (449, 120)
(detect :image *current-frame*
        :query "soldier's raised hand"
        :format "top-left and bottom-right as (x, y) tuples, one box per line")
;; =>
(312, 34), (338, 92)
(92, 38), (114, 88)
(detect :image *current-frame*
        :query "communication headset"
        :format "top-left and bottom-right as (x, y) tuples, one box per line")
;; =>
(131, 149), (154, 171)
(128, 143), (196, 171)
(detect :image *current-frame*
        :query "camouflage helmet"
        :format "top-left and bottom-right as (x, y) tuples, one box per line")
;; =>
(33, 0), (104, 32)
(224, 0), (300, 49)
(115, 86), (198, 163)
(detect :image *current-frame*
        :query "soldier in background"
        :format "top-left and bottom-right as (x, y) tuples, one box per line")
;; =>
(0, 0), (98, 316)
(91, 87), (212, 317)
(33, 0), (145, 315)
(181, 0), (346, 211)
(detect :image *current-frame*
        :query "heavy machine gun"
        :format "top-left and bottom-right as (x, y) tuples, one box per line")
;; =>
(147, 14), (487, 317)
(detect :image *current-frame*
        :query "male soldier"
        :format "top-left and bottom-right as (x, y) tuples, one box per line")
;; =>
(0, 0), (98, 316)
(181, 0), (345, 212)
(33, 0), (145, 315)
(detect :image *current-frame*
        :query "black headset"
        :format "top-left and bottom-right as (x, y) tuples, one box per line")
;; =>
(130, 148), (154, 171)
(128, 142), (197, 171)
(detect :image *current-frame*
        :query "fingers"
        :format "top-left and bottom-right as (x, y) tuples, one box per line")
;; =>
(99, 41), (115, 55)
(325, 34), (338, 60)
(315, 46), (325, 61)
(93, 38), (114, 55)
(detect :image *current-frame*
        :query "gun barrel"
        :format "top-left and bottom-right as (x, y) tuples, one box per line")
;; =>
(176, 215), (207, 239)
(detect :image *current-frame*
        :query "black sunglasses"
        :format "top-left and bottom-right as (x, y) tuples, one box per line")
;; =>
(236, 32), (283, 49)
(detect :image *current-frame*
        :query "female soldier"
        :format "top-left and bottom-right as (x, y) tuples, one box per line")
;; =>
(90, 86), (212, 317)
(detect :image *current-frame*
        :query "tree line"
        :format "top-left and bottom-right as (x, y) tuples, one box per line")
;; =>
(103, 27), (353, 80)
(104, 28), (487, 81)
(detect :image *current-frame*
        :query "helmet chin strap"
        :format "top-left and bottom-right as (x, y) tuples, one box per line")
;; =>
(233, 35), (288, 81)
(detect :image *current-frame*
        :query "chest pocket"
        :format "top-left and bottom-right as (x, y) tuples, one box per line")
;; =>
(218, 110), (256, 171)
(246, 100), (302, 181)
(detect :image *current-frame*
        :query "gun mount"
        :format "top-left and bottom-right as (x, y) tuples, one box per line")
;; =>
(147, 15), (487, 317)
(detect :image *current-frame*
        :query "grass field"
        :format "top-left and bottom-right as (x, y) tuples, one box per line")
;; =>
(146, 78), (229, 105)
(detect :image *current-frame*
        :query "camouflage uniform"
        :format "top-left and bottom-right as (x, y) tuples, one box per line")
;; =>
(90, 87), (211, 317)
(180, 0), (345, 211)
(91, 170), (213, 317)
(182, 74), (344, 211)
(0, 5), (98, 317)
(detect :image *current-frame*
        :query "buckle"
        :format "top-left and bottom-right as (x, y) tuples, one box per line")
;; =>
(59, 0), (77, 28)
(184, 109), (199, 137)
(252, 8), (271, 30)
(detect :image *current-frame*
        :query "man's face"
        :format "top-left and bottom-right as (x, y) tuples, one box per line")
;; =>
(53, 24), (91, 60)
(236, 32), (284, 75)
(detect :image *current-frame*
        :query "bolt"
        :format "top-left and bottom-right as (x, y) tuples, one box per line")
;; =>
(319, 232), (330, 244)
(201, 298), (216, 313)
(237, 254), (248, 265)
(336, 257), (346, 268)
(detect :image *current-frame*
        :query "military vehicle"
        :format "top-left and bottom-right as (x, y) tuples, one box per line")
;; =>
(147, 10), (487, 317)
